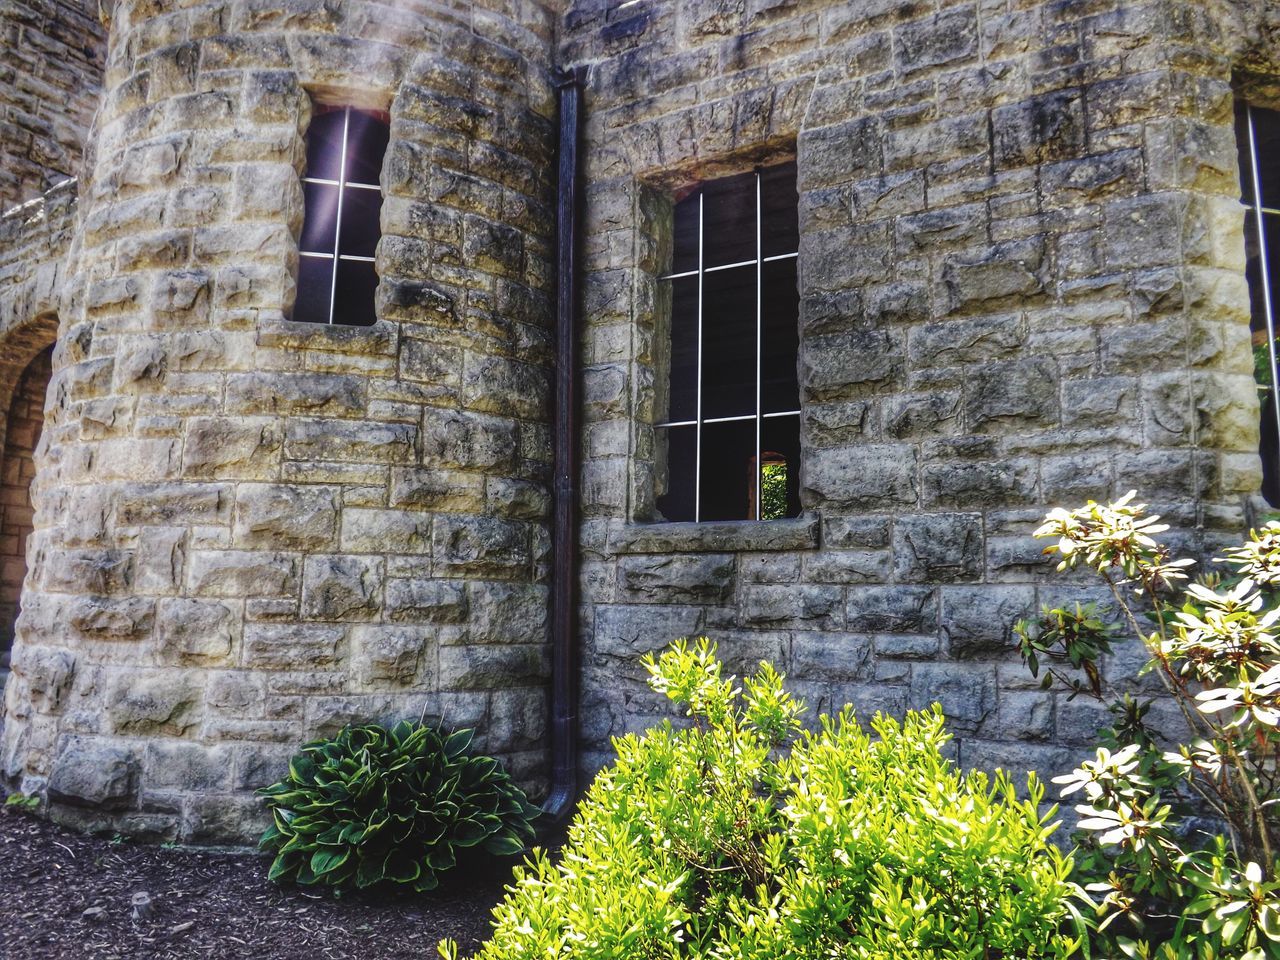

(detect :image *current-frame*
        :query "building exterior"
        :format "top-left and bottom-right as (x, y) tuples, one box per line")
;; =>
(0, 0), (1278, 842)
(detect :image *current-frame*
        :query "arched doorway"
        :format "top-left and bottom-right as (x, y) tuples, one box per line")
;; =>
(0, 344), (52, 680)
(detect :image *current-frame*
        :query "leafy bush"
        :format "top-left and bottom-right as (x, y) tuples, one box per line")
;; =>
(440, 640), (1083, 959)
(258, 720), (539, 893)
(1017, 493), (1280, 958)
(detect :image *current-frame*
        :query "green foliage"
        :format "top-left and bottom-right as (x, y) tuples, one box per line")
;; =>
(1018, 493), (1280, 958)
(760, 462), (787, 521)
(257, 720), (539, 893)
(442, 639), (1084, 959)
(4, 792), (39, 811)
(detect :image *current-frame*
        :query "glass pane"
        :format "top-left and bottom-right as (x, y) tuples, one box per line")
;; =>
(338, 187), (382, 258)
(1253, 105), (1280, 210)
(760, 162), (798, 259)
(345, 110), (390, 186)
(761, 415), (802, 520)
(333, 259), (379, 327)
(300, 182), (339, 253)
(701, 264), (757, 420)
(667, 276), (698, 423)
(295, 256), (333, 324)
(656, 424), (695, 522)
(700, 419), (756, 522)
(671, 191), (699, 275)
(761, 258), (799, 414)
(305, 108), (346, 182)
(701, 170), (758, 269)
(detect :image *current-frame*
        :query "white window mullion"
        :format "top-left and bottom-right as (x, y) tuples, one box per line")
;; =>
(694, 192), (705, 524)
(754, 171), (763, 521)
(328, 107), (352, 326)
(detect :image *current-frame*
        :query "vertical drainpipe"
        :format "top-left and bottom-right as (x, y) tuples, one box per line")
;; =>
(544, 66), (586, 823)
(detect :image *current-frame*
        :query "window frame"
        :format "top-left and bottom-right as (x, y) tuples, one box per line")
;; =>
(654, 164), (801, 523)
(1239, 101), (1280, 504)
(296, 104), (387, 327)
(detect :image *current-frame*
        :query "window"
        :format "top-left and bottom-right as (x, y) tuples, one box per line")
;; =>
(1237, 103), (1280, 504)
(295, 106), (390, 327)
(655, 163), (801, 522)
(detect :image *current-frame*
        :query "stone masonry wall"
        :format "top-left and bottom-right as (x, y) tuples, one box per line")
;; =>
(563, 0), (1280, 781)
(0, 0), (105, 212)
(0, 0), (559, 842)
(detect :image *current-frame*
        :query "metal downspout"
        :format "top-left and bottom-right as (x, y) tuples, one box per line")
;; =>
(544, 66), (586, 824)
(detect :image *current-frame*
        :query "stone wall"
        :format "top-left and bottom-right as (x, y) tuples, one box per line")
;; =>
(0, 0), (559, 842)
(562, 0), (1280, 780)
(0, 346), (53, 669)
(0, 0), (105, 212)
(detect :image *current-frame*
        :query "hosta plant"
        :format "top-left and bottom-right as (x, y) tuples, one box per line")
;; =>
(258, 720), (539, 893)
(441, 639), (1084, 960)
(1017, 493), (1280, 958)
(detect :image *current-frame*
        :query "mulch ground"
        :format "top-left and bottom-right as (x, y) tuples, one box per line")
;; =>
(0, 806), (521, 960)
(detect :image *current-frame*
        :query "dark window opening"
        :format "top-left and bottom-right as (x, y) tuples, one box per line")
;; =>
(655, 162), (801, 523)
(1236, 102), (1280, 505)
(295, 105), (389, 327)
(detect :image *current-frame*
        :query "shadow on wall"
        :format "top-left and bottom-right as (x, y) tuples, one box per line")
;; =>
(0, 344), (52, 680)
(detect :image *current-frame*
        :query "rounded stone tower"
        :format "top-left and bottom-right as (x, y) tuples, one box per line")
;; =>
(1, 0), (559, 842)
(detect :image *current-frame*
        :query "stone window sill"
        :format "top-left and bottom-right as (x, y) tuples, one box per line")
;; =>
(257, 316), (397, 355)
(608, 514), (820, 554)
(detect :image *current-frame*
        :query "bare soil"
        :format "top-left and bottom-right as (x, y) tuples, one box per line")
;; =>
(0, 806), (512, 960)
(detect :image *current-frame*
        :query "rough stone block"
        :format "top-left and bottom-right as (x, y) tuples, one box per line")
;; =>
(740, 584), (842, 628)
(157, 598), (240, 662)
(616, 553), (734, 603)
(385, 579), (468, 624)
(433, 516), (530, 578)
(909, 662), (996, 735)
(107, 673), (201, 736)
(243, 623), (344, 670)
(846, 585), (936, 633)
(352, 626), (428, 685)
(48, 739), (138, 810)
(892, 512), (982, 582)
(300, 555), (382, 621)
(340, 508), (433, 555)
(940, 585), (1035, 658)
(803, 444), (918, 510)
(233, 484), (339, 549)
(963, 359), (1059, 432)
(187, 550), (298, 598)
(182, 417), (281, 480)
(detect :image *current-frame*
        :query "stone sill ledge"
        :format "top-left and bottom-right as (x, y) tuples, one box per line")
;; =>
(257, 316), (397, 355)
(608, 515), (820, 554)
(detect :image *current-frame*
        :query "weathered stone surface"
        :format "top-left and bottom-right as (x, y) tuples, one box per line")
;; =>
(157, 598), (239, 662)
(617, 553), (734, 603)
(187, 550), (299, 598)
(233, 485), (339, 549)
(301, 555), (381, 622)
(846, 586), (936, 633)
(909, 663), (996, 735)
(107, 674), (201, 736)
(892, 513), (982, 583)
(385, 579), (468, 623)
(48, 740), (137, 810)
(352, 626), (428, 685)
(941, 586), (1036, 658)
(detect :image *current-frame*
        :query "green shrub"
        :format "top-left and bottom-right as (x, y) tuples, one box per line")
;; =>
(1017, 493), (1280, 958)
(258, 720), (539, 893)
(441, 640), (1084, 959)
